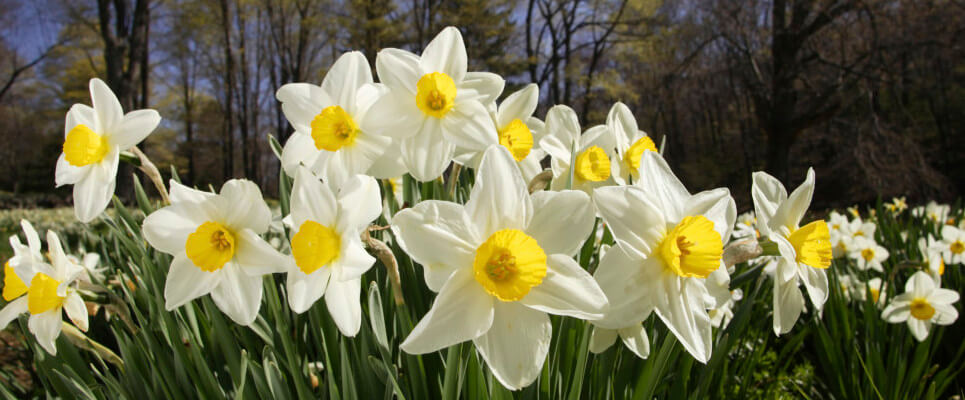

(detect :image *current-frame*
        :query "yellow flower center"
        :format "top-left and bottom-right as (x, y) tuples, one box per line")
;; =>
(291, 220), (341, 275)
(951, 240), (964, 255)
(787, 221), (832, 269)
(185, 222), (236, 272)
(909, 297), (935, 320)
(473, 229), (547, 302)
(657, 215), (723, 278)
(861, 248), (875, 262)
(498, 119), (533, 162)
(869, 287), (880, 303)
(939, 259), (945, 275)
(3, 261), (28, 301)
(416, 72), (457, 118)
(27, 273), (65, 315)
(623, 136), (657, 174)
(311, 105), (359, 151)
(63, 124), (110, 167)
(853, 230), (864, 237)
(574, 146), (611, 182)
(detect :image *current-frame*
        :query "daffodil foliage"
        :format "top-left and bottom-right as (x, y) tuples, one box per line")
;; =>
(2, 26), (964, 400)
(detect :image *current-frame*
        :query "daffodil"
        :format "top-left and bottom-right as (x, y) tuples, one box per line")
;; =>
(912, 201), (950, 224)
(365, 27), (504, 181)
(539, 105), (617, 193)
(605, 102), (659, 185)
(709, 288), (743, 328)
(285, 167), (380, 336)
(277, 51), (405, 189)
(733, 211), (759, 240)
(592, 151), (736, 363)
(55, 78), (161, 222)
(843, 218), (876, 241)
(938, 225), (965, 265)
(752, 169), (832, 336)
(863, 277), (887, 306)
(848, 236), (888, 272)
(391, 145), (606, 390)
(881, 271), (958, 341)
(886, 197), (908, 213)
(588, 322), (650, 359)
(142, 180), (286, 325)
(918, 236), (945, 278)
(0, 229), (87, 355)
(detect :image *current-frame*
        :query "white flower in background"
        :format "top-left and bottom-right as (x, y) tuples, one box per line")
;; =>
(6, 220), (46, 276)
(830, 230), (852, 259)
(836, 273), (857, 302)
(882, 271), (958, 341)
(284, 167), (380, 336)
(709, 289), (743, 329)
(605, 102), (659, 185)
(912, 201), (950, 224)
(0, 230), (88, 355)
(588, 322), (650, 360)
(864, 277), (887, 306)
(277, 51), (405, 190)
(918, 236), (945, 279)
(592, 151), (736, 363)
(752, 168), (832, 336)
(938, 225), (965, 265)
(143, 180), (287, 325)
(843, 218), (876, 241)
(733, 211), (758, 240)
(67, 252), (104, 284)
(391, 146), (606, 390)
(827, 211), (849, 233)
(365, 27), (504, 181)
(55, 78), (161, 222)
(539, 105), (617, 193)
(885, 197), (908, 214)
(848, 236), (888, 272)
(847, 205), (860, 218)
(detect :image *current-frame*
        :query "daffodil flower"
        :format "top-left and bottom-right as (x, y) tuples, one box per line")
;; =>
(55, 78), (161, 222)
(0, 228), (88, 355)
(391, 145), (606, 390)
(365, 27), (504, 181)
(938, 225), (965, 265)
(918, 236), (945, 279)
(285, 167), (381, 336)
(142, 180), (286, 325)
(604, 102), (659, 185)
(592, 151), (736, 363)
(882, 271), (959, 341)
(588, 322), (650, 359)
(539, 105), (617, 193)
(848, 236), (888, 272)
(277, 51), (405, 189)
(752, 169), (832, 336)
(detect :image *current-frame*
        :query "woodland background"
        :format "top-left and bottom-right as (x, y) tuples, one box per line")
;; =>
(0, 0), (962, 210)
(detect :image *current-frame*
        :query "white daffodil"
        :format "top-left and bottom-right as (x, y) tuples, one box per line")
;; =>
(836, 273), (857, 302)
(918, 236), (945, 279)
(886, 197), (908, 214)
(55, 78), (161, 222)
(604, 102), (659, 185)
(843, 218), (876, 241)
(912, 201), (950, 225)
(592, 151), (736, 363)
(391, 146), (606, 390)
(709, 288), (743, 329)
(882, 271), (958, 341)
(848, 236), (888, 272)
(143, 180), (287, 325)
(588, 322), (650, 359)
(365, 27), (504, 181)
(539, 105), (617, 193)
(863, 277), (887, 306)
(284, 167), (380, 336)
(0, 229), (87, 355)
(67, 252), (105, 284)
(277, 51), (405, 189)
(752, 169), (832, 336)
(827, 211), (849, 234)
(938, 225), (965, 265)
(733, 211), (759, 240)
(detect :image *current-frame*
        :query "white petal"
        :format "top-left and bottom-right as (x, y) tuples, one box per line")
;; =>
(0, 297), (28, 330)
(442, 99), (498, 152)
(55, 153), (87, 187)
(929, 288), (960, 305)
(63, 292), (89, 331)
(365, 140), (408, 178)
(907, 318), (931, 341)
(322, 51), (371, 113)
(635, 151), (690, 221)
(210, 265), (264, 325)
(336, 174), (383, 232)
(89, 78), (123, 134)
(497, 84), (538, 129)
(143, 202), (211, 255)
(375, 48), (421, 93)
(400, 119), (455, 181)
(281, 133), (322, 177)
(592, 244), (656, 329)
(460, 72), (504, 105)
(751, 171), (787, 236)
(653, 275), (713, 363)
(391, 201), (478, 292)
(465, 146), (533, 238)
(618, 323), (651, 359)
(543, 105), (581, 149)
(291, 166), (338, 228)
(286, 264), (331, 314)
(906, 271), (936, 296)
(526, 190), (595, 256)
(164, 254), (222, 310)
(400, 269), (494, 354)
(72, 149), (118, 223)
(276, 83), (330, 133)
(325, 278), (363, 336)
(169, 180), (216, 203)
(332, 237), (375, 282)
(798, 265), (828, 310)
(28, 311), (63, 355)
(606, 102), (637, 153)
(234, 229), (286, 276)
(773, 278), (805, 335)
(769, 168), (815, 232)
(421, 27), (467, 82)
(520, 255), (607, 319)
(932, 303), (958, 325)
(473, 301), (551, 391)
(881, 295), (911, 323)
(362, 89), (426, 139)
(111, 109), (160, 150)
(592, 186), (665, 255)
(65, 103), (96, 136)
(218, 180), (271, 233)
(588, 326), (618, 354)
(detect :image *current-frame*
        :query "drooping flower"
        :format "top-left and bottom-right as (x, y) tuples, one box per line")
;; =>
(55, 78), (161, 222)
(142, 180), (286, 325)
(848, 236), (889, 272)
(604, 102), (659, 185)
(752, 168), (832, 336)
(284, 167), (380, 336)
(277, 51), (405, 189)
(365, 27), (504, 181)
(391, 145), (606, 390)
(539, 105), (617, 193)
(881, 271), (958, 341)
(592, 151), (736, 363)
